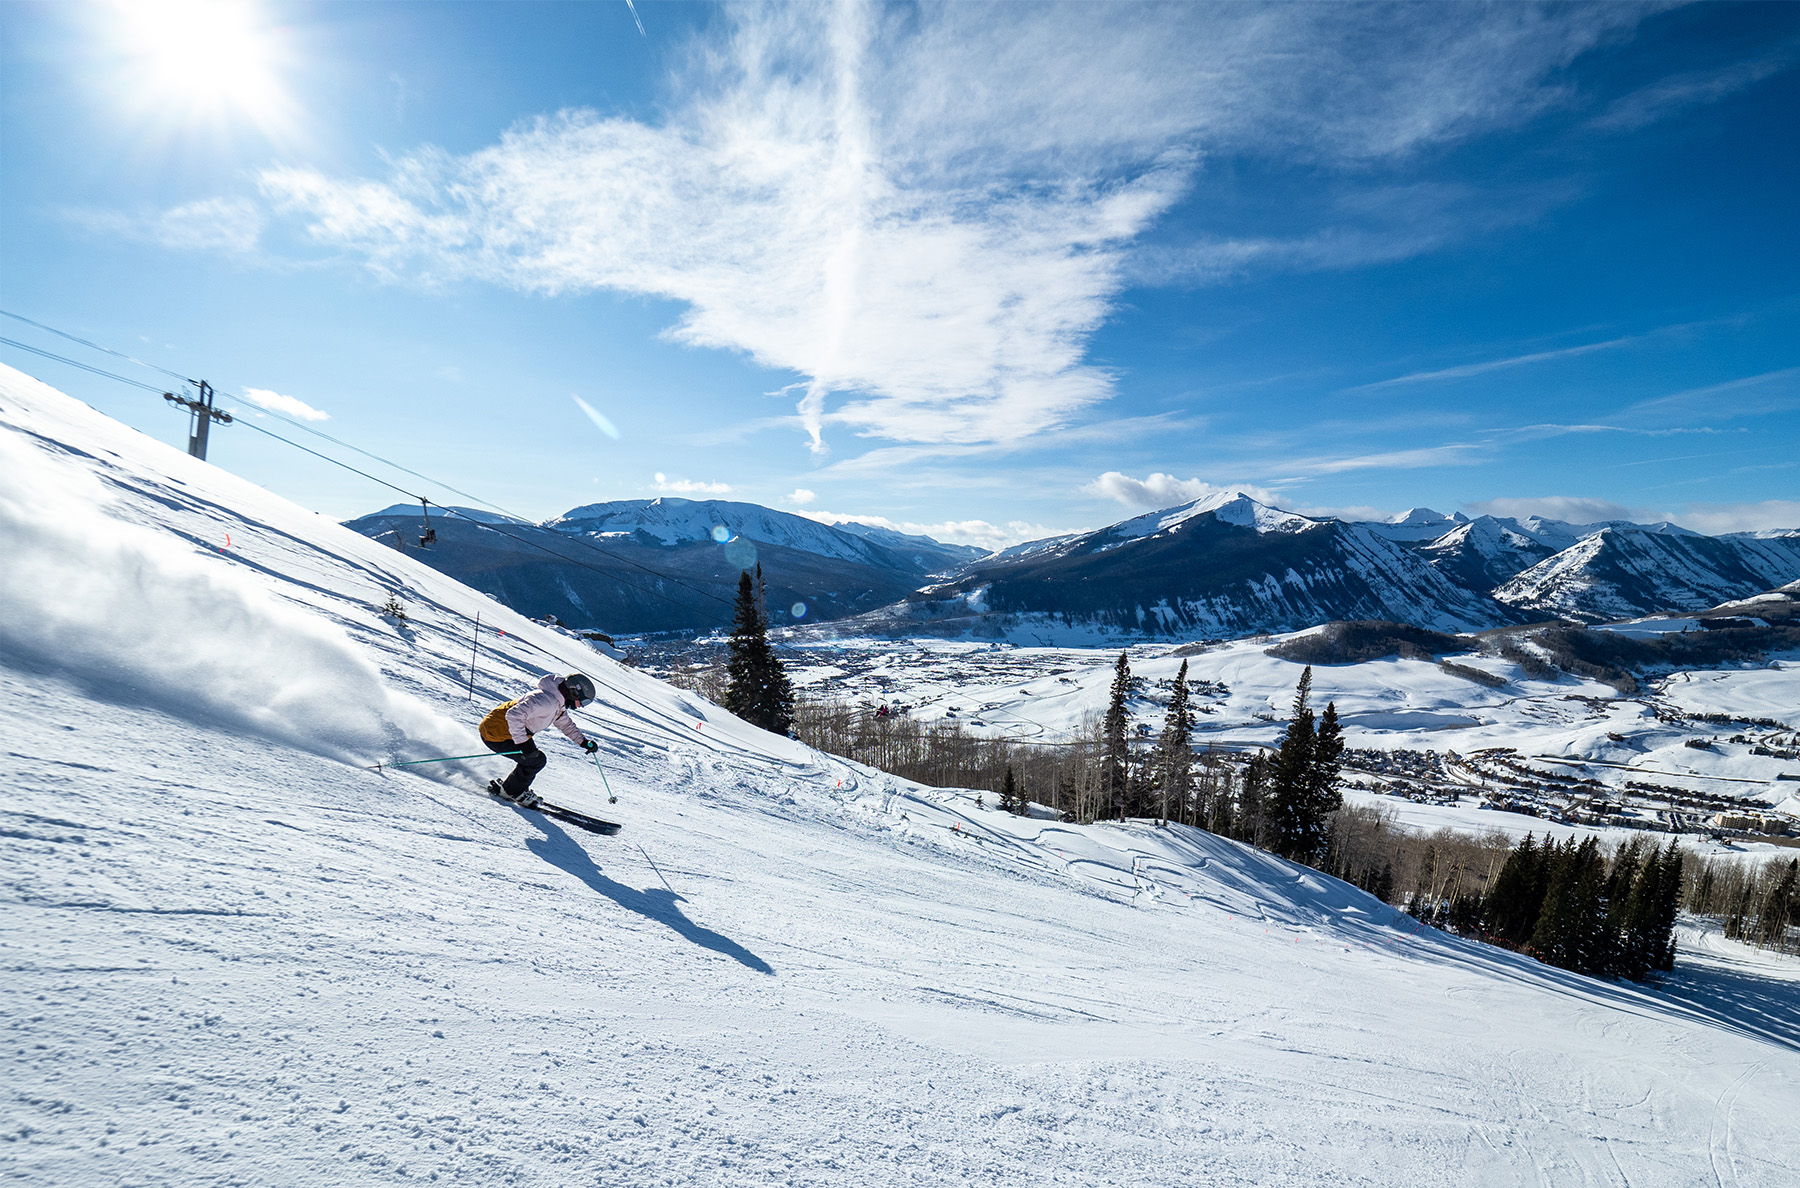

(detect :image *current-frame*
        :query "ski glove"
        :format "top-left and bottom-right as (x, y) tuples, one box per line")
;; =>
(582, 739), (599, 754)
(517, 738), (540, 757)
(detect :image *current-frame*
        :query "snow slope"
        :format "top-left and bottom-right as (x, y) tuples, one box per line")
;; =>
(4, 364), (1800, 1187)
(1496, 527), (1800, 622)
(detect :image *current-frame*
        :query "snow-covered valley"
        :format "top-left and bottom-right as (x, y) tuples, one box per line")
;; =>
(5, 363), (1800, 1186)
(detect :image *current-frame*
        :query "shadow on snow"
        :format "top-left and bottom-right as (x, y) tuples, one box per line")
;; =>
(522, 811), (774, 976)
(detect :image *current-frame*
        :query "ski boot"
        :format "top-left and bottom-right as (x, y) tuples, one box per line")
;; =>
(487, 779), (541, 809)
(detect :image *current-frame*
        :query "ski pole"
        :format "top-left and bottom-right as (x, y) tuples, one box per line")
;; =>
(368, 751), (519, 771)
(592, 750), (617, 803)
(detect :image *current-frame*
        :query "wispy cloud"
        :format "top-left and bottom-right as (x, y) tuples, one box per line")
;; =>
(1351, 334), (1641, 391)
(70, 197), (265, 255)
(1591, 45), (1800, 132)
(1135, 180), (1578, 288)
(1085, 471), (1282, 510)
(1625, 367), (1800, 422)
(229, 2), (1649, 460)
(1349, 316), (1745, 392)
(651, 472), (731, 496)
(240, 386), (327, 421)
(1287, 443), (1483, 475)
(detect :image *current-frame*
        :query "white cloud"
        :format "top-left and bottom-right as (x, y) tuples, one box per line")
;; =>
(1672, 501), (1800, 536)
(650, 472), (732, 496)
(800, 509), (1063, 552)
(1350, 334), (1640, 391)
(1085, 471), (1283, 510)
(1626, 367), (1800, 423)
(241, 2), (1648, 459)
(1591, 47), (1798, 132)
(241, 386), (328, 422)
(1464, 496), (1649, 525)
(784, 488), (816, 506)
(71, 197), (265, 255)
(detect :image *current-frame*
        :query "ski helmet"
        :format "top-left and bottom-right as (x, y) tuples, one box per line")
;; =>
(563, 673), (597, 706)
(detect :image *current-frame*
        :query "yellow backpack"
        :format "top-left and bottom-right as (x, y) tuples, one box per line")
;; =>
(479, 700), (518, 743)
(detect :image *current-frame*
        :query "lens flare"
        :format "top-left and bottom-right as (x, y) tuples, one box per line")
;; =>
(791, 601), (808, 619)
(570, 394), (621, 440)
(710, 525), (732, 543)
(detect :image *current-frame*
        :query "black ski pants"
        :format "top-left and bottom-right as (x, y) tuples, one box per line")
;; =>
(486, 736), (545, 796)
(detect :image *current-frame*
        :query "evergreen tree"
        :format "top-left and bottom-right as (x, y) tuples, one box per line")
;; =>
(1650, 842), (1685, 971)
(1613, 848), (1655, 980)
(999, 765), (1020, 814)
(1236, 753), (1269, 845)
(1371, 861), (1395, 904)
(1101, 651), (1132, 819)
(1266, 669), (1340, 863)
(1305, 701), (1345, 845)
(724, 570), (795, 736)
(1154, 661), (1193, 826)
(1604, 837), (1648, 978)
(1483, 833), (1545, 946)
(1531, 837), (1608, 974)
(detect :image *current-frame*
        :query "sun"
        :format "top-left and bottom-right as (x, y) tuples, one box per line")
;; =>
(104, 0), (297, 140)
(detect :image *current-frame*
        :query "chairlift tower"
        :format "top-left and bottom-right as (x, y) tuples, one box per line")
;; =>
(163, 380), (231, 460)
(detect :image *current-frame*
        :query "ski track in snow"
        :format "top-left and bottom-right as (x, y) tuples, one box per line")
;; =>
(4, 364), (1800, 1186)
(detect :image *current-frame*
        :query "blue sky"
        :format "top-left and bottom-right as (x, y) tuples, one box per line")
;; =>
(2, 1), (1796, 547)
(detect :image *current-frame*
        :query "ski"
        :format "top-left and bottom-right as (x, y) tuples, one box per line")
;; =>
(486, 781), (621, 835)
(532, 800), (622, 836)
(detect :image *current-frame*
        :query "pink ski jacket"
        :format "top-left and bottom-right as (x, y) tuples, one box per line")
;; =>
(500, 674), (590, 747)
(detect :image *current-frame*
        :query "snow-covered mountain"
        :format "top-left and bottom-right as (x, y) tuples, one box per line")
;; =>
(1360, 506), (1470, 542)
(899, 492), (1515, 639)
(346, 497), (977, 634)
(1495, 526), (1800, 622)
(7, 363), (1800, 1185)
(1417, 515), (1561, 594)
(553, 498), (918, 569)
(823, 519), (988, 573)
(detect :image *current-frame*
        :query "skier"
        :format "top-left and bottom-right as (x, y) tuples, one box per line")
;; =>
(479, 672), (599, 808)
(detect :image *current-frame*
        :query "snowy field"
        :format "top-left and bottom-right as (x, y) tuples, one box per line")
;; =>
(5, 364), (1800, 1186)
(768, 632), (1800, 843)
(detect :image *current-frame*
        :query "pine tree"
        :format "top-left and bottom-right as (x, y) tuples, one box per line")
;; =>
(1268, 668), (1344, 863)
(1306, 700), (1345, 837)
(1155, 660), (1193, 826)
(1613, 845), (1656, 980)
(1605, 837), (1648, 978)
(1532, 837), (1607, 974)
(1651, 842), (1685, 971)
(1101, 651), (1132, 819)
(724, 570), (795, 736)
(1000, 765), (1021, 815)
(1483, 833), (1544, 946)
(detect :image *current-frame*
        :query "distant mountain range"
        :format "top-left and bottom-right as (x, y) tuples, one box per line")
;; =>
(346, 493), (1800, 640)
(345, 498), (981, 634)
(895, 492), (1504, 638)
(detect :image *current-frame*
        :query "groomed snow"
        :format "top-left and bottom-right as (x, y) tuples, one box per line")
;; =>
(5, 364), (1800, 1187)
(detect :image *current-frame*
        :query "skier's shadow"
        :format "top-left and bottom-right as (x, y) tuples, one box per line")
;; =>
(522, 815), (774, 975)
